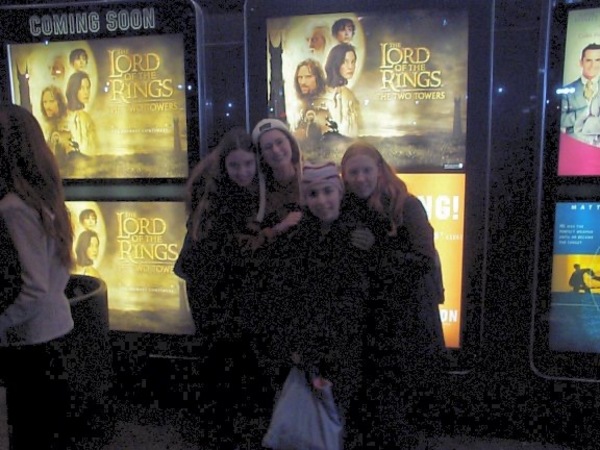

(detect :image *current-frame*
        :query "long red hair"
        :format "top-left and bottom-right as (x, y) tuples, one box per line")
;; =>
(341, 141), (410, 236)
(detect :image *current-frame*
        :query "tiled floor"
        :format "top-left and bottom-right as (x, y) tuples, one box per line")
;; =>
(0, 387), (574, 450)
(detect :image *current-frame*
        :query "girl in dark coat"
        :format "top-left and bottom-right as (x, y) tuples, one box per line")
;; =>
(258, 161), (370, 448)
(340, 141), (446, 447)
(250, 118), (304, 245)
(174, 127), (265, 449)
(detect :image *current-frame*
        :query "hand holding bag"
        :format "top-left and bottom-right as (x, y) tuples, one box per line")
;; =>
(262, 366), (343, 450)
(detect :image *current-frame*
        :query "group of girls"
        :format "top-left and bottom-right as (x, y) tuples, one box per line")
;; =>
(175, 118), (445, 449)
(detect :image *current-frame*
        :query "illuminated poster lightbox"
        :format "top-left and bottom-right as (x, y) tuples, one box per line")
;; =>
(66, 200), (193, 335)
(266, 11), (467, 170)
(7, 33), (188, 179)
(265, 10), (468, 347)
(558, 6), (600, 176)
(549, 202), (600, 352)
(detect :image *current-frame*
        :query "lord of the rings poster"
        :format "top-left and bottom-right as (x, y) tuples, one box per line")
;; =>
(66, 200), (193, 335)
(265, 10), (468, 172)
(265, 9), (469, 347)
(7, 33), (188, 180)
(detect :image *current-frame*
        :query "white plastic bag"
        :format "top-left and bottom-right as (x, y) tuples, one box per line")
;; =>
(262, 366), (343, 450)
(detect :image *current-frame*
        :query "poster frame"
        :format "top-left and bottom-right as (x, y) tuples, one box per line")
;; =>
(244, 0), (494, 371)
(0, 0), (206, 187)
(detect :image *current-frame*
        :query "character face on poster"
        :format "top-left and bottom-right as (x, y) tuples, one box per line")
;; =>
(8, 34), (188, 179)
(266, 11), (468, 169)
(557, 7), (600, 176)
(66, 201), (193, 335)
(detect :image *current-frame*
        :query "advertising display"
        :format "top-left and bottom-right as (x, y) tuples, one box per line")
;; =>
(253, 3), (481, 349)
(549, 202), (600, 353)
(66, 200), (193, 335)
(0, 0), (203, 339)
(402, 173), (465, 348)
(7, 34), (189, 179)
(0, 1), (203, 180)
(533, 1), (600, 380)
(558, 6), (600, 176)
(265, 11), (468, 173)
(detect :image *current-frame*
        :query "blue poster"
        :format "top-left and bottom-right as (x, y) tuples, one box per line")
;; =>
(550, 202), (600, 352)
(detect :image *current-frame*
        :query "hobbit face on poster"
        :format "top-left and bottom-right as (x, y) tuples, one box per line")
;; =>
(7, 34), (188, 179)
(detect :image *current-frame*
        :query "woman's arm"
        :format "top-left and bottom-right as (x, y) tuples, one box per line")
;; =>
(402, 195), (437, 265)
(0, 196), (51, 333)
(0, 216), (22, 315)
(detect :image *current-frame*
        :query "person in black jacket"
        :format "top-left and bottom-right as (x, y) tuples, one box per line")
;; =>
(174, 127), (264, 449)
(341, 140), (446, 448)
(257, 161), (370, 448)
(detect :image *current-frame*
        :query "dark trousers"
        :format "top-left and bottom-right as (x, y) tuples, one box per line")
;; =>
(192, 315), (265, 448)
(0, 337), (71, 450)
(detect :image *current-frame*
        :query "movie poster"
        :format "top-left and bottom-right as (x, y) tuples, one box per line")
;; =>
(66, 200), (194, 335)
(8, 34), (188, 179)
(558, 7), (600, 176)
(402, 173), (465, 348)
(266, 10), (468, 347)
(266, 10), (468, 171)
(550, 202), (600, 352)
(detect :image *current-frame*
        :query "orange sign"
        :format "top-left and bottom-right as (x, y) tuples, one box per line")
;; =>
(400, 173), (465, 348)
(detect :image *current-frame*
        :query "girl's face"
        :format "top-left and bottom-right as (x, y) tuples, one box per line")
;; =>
(86, 236), (99, 260)
(77, 78), (91, 104)
(339, 51), (357, 80)
(259, 129), (293, 171)
(305, 183), (341, 224)
(42, 91), (59, 117)
(225, 148), (256, 187)
(342, 153), (379, 199)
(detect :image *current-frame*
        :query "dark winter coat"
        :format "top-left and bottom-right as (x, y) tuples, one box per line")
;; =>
(253, 210), (369, 410)
(175, 178), (260, 339)
(341, 192), (445, 373)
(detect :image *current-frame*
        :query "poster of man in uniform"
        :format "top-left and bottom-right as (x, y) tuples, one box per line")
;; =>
(558, 6), (600, 176)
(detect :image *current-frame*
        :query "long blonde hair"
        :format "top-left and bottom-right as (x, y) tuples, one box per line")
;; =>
(254, 119), (303, 192)
(0, 104), (73, 268)
(341, 141), (409, 236)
